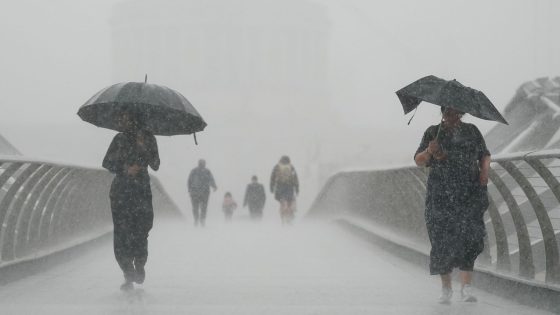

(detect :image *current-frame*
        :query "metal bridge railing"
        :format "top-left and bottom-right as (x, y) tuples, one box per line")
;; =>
(0, 156), (181, 267)
(308, 150), (560, 286)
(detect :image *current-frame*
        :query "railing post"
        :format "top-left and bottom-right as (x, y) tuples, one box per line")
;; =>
(503, 159), (560, 283)
(0, 163), (41, 261)
(485, 194), (511, 271)
(12, 165), (54, 259)
(477, 168), (535, 278)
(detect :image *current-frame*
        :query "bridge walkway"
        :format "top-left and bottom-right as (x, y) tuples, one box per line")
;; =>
(0, 219), (551, 315)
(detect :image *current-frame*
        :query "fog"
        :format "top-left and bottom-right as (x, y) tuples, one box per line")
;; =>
(1, 0), (559, 215)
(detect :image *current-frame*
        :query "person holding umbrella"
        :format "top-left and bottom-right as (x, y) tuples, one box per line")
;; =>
(397, 76), (506, 304)
(103, 113), (159, 291)
(414, 107), (490, 303)
(78, 78), (207, 291)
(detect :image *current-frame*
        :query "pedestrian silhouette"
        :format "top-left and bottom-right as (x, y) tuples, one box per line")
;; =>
(270, 156), (299, 225)
(414, 106), (490, 304)
(222, 192), (238, 222)
(187, 159), (217, 227)
(102, 114), (159, 291)
(243, 175), (266, 220)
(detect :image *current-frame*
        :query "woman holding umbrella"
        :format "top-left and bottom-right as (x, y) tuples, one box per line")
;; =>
(414, 106), (491, 304)
(79, 79), (207, 291)
(103, 113), (159, 291)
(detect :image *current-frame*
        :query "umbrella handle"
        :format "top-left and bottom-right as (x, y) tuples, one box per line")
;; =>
(407, 106), (418, 125)
(435, 119), (443, 141)
(193, 133), (198, 145)
(145, 74), (148, 83)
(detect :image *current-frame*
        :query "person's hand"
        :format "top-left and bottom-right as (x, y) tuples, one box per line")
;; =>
(479, 172), (489, 186)
(427, 140), (440, 155)
(428, 140), (447, 160)
(433, 151), (448, 161)
(127, 164), (142, 176)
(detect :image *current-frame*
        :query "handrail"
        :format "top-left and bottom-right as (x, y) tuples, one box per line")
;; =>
(0, 158), (181, 267)
(308, 150), (560, 285)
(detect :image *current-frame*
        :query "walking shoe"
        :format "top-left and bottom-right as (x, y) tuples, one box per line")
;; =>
(135, 265), (146, 284)
(461, 285), (477, 302)
(438, 287), (452, 304)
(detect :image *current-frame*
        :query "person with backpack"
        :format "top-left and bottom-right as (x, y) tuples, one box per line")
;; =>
(187, 159), (217, 227)
(243, 175), (266, 220)
(270, 156), (299, 225)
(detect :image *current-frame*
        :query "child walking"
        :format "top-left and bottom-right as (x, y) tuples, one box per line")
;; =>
(222, 192), (238, 222)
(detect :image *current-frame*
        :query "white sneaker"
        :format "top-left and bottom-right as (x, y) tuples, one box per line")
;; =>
(461, 285), (477, 302)
(438, 287), (453, 304)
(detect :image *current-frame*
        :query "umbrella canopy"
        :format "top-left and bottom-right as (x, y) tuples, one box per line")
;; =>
(78, 82), (207, 136)
(396, 75), (508, 124)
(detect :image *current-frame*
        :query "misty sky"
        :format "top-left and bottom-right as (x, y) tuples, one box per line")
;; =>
(1, 0), (558, 212)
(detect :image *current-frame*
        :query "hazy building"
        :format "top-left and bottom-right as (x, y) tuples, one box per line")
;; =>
(110, 0), (332, 135)
(110, 0), (334, 206)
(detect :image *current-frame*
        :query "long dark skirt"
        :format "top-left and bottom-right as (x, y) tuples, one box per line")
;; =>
(110, 176), (154, 280)
(425, 180), (487, 275)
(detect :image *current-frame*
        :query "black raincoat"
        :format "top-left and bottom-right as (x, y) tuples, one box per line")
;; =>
(102, 130), (159, 281)
(415, 122), (489, 275)
(243, 182), (266, 218)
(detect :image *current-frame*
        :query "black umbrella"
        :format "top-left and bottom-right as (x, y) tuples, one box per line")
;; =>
(396, 75), (508, 125)
(78, 80), (207, 136)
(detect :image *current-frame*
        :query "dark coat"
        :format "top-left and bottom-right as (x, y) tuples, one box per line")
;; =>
(102, 130), (159, 272)
(188, 167), (217, 198)
(415, 122), (490, 275)
(243, 182), (266, 209)
(102, 131), (160, 212)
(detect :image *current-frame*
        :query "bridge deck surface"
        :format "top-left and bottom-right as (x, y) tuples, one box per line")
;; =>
(0, 218), (552, 315)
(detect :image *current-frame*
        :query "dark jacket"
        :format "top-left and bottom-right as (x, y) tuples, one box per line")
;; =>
(243, 182), (266, 209)
(102, 130), (159, 215)
(188, 167), (217, 197)
(102, 131), (160, 179)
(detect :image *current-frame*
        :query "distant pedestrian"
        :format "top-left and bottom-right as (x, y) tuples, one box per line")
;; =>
(243, 175), (266, 220)
(270, 156), (299, 225)
(414, 107), (490, 304)
(222, 192), (238, 222)
(102, 114), (159, 291)
(187, 159), (217, 227)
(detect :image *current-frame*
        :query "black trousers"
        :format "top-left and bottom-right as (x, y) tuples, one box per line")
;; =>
(110, 177), (154, 280)
(190, 193), (209, 222)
